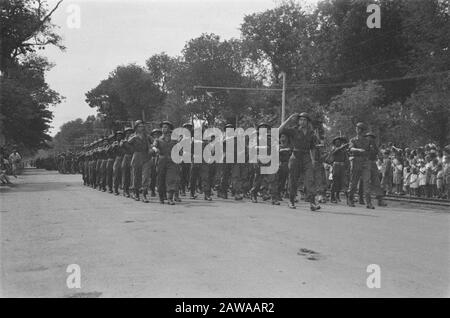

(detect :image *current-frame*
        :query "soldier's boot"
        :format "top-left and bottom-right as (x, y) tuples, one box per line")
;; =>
(142, 190), (149, 203)
(158, 192), (165, 204)
(310, 195), (321, 211)
(347, 193), (355, 207)
(168, 191), (175, 205)
(271, 196), (280, 205)
(330, 191), (337, 203)
(336, 192), (342, 202)
(150, 189), (156, 197)
(358, 196), (365, 205)
(377, 196), (387, 207)
(234, 193), (243, 201)
(125, 189), (131, 198)
(174, 192), (182, 202)
(204, 191), (212, 201)
(288, 200), (296, 209)
(180, 189), (186, 196)
(134, 190), (140, 201)
(251, 191), (258, 203)
(114, 188), (120, 196)
(366, 194), (375, 209)
(190, 190), (197, 199)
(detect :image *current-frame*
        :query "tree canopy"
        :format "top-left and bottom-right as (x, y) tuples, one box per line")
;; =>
(77, 0), (449, 148)
(1, 0), (64, 152)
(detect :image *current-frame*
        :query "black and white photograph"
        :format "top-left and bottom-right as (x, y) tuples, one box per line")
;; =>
(0, 0), (449, 301)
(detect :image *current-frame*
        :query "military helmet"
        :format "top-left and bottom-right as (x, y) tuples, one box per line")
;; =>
(332, 136), (345, 144)
(124, 127), (133, 133)
(151, 128), (162, 136)
(134, 120), (145, 129)
(182, 122), (193, 129)
(298, 112), (310, 121)
(356, 122), (367, 130)
(115, 130), (124, 135)
(365, 131), (376, 138)
(160, 120), (174, 130)
(224, 123), (235, 129)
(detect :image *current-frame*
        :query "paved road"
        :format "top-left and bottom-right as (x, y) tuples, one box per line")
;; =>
(1, 169), (449, 297)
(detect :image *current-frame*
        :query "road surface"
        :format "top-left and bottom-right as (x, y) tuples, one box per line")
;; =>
(1, 169), (449, 297)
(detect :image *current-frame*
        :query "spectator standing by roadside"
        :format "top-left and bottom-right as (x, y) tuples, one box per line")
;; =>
(8, 147), (22, 177)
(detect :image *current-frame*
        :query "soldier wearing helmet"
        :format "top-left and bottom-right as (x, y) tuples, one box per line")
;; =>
(111, 130), (124, 195)
(120, 126), (135, 198)
(279, 112), (320, 211)
(153, 120), (179, 205)
(347, 122), (376, 209)
(128, 120), (151, 202)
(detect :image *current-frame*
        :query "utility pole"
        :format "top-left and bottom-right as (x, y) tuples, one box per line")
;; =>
(280, 72), (286, 124)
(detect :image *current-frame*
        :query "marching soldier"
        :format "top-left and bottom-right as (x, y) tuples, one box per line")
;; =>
(180, 123), (193, 196)
(278, 131), (291, 200)
(313, 142), (328, 203)
(128, 120), (151, 202)
(149, 128), (162, 197)
(153, 121), (180, 205)
(250, 123), (280, 205)
(189, 138), (203, 199)
(231, 135), (252, 201)
(95, 138), (106, 191)
(328, 136), (349, 203)
(120, 127), (134, 198)
(280, 112), (320, 211)
(105, 134), (115, 193)
(347, 122), (374, 209)
(112, 130), (124, 195)
(364, 131), (388, 207)
(218, 123), (235, 199)
(199, 135), (217, 201)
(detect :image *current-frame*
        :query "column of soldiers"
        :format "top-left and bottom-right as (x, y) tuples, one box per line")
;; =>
(73, 115), (387, 211)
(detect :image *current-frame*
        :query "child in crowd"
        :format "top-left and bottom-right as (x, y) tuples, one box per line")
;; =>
(392, 156), (403, 194)
(418, 161), (427, 197)
(436, 164), (444, 198)
(403, 161), (411, 195)
(409, 167), (419, 197)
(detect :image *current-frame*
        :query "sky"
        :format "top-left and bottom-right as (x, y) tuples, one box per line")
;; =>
(43, 0), (318, 136)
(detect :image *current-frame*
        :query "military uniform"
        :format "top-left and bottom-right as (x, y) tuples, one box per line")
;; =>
(149, 129), (162, 197)
(347, 123), (374, 208)
(105, 136), (115, 193)
(328, 136), (349, 203)
(154, 121), (179, 204)
(363, 132), (387, 207)
(278, 145), (291, 200)
(250, 123), (279, 205)
(120, 129), (134, 197)
(112, 131), (124, 195)
(282, 113), (319, 210)
(129, 125), (151, 201)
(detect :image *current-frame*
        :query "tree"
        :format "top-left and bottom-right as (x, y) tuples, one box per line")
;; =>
(1, 54), (62, 150)
(0, 0), (64, 73)
(0, 0), (64, 152)
(328, 81), (389, 141)
(85, 64), (165, 129)
(405, 75), (450, 147)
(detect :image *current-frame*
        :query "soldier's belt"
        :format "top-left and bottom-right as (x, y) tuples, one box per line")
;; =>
(333, 162), (346, 165)
(292, 150), (309, 156)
